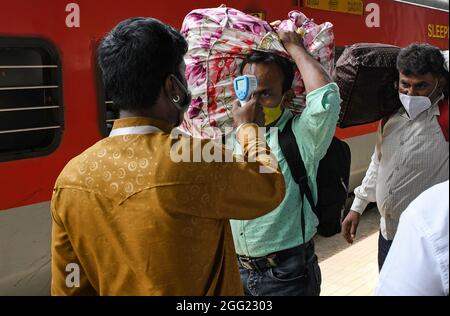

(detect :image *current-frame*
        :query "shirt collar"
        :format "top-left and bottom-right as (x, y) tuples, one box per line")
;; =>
(273, 109), (294, 132)
(111, 117), (174, 134)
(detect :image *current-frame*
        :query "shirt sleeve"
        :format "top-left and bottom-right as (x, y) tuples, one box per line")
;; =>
(50, 190), (97, 296)
(291, 82), (341, 163)
(155, 123), (286, 220)
(352, 119), (389, 214)
(351, 148), (380, 214)
(375, 209), (445, 296)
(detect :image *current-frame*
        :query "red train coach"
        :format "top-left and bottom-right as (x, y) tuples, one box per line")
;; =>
(0, 0), (448, 295)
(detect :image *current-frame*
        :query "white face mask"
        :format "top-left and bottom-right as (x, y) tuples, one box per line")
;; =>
(399, 80), (439, 120)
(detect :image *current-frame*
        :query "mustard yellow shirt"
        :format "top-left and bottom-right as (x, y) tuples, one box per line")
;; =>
(51, 117), (285, 296)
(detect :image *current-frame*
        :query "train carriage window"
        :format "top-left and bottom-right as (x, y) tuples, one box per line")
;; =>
(394, 0), (449, 11)
(96, 63), (118, 137)
(0, 38), (63, 162)
(102, 93), (118, 137)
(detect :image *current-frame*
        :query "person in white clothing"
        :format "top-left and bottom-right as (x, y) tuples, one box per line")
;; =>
(341, 43), (449, 271)
(375, 180), (449, 296)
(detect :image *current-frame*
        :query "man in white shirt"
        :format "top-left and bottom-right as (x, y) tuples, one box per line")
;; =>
(375, 181), (449, 296)
(341, 43), (449, 270)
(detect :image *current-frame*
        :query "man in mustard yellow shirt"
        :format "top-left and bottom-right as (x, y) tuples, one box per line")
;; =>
(50, 17), (285, 295)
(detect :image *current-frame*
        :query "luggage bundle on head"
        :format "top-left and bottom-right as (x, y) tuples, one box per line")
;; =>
(178, 6), (335, 138)
(334, 43), (402, 128)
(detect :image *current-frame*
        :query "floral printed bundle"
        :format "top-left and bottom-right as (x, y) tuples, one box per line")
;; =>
(178, 6), (335, 138)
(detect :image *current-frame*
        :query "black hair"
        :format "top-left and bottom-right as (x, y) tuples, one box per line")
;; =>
(240, 51), (295, 93)
(98, 17), (188, 111)
(397, 43), (447, 78)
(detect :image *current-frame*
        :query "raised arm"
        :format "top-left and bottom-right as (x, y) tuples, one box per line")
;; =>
(277, 31), (331, 93)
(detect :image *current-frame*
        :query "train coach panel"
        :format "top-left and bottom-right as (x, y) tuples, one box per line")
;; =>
(0, 0), (448, 295)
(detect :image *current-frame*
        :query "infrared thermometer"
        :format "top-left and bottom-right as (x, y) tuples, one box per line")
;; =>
(233, 75), (258, 106)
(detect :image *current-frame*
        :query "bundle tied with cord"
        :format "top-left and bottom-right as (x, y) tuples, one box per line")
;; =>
(178, 6), (335, 139)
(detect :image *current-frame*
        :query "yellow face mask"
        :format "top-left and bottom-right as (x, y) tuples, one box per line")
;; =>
(263, 105), (283, 126)
(263, 95), (285, 126)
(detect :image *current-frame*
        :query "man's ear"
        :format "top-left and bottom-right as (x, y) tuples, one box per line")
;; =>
(163, 75), (176, 99)
(430, 75), (446, 103)
(437, 75), (446, 91)
(394, 80), (399, 90)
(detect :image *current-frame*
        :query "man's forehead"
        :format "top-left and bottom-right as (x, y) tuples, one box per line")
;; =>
(242, 62), (282, 88)
(400, 72), (435, 83)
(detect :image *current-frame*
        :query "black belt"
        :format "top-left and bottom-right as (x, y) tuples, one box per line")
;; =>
(237, 240), (314, 271)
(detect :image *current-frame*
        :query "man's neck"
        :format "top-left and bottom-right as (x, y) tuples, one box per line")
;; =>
(119, 110), (174, 125)
(119, 109), (150, 119)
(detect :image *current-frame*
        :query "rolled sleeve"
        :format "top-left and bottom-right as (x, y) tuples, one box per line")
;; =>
(351, 197), (371, 214)
(304, 82), (342, 116)
(293, 82), (341, 162)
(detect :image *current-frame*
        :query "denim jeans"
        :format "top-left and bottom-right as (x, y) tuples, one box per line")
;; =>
(238, 241), (321, 296)
(378, 231), (393, 271)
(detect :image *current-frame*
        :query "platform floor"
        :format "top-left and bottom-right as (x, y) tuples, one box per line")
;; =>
(314, 206), (381, 296)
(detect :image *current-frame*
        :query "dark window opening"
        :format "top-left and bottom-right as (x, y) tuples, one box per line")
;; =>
(105, 99), (118, 136)
(96, 62), (118, 137)
(394, 0), (449, 12)
(0, 38), (63, 162)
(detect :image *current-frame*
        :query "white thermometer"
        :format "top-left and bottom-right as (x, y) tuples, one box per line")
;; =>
(234, 75), (258, 106)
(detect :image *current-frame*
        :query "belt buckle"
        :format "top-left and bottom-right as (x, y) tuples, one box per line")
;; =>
(238, 256), (254, 270)
(266, 254), (279, 267)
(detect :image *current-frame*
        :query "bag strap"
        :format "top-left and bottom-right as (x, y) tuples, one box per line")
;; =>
(278, 117), (317, 245)
(438, 98), (449, 142)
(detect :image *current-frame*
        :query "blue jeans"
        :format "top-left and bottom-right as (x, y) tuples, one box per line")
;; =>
(378, 231), (393, 271)
(238, 241), (321, 296)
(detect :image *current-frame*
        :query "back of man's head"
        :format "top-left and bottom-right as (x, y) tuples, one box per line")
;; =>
(397, 43), (446, 78)
(240, 51), (295, 93)
(98, 17), (188, 112)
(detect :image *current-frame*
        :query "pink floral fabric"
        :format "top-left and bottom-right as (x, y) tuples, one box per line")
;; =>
(179, 6), (335, 138)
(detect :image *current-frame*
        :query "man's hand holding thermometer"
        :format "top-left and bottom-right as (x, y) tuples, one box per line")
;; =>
(232, 75), (264, 128)
(232, 75), (277, 172)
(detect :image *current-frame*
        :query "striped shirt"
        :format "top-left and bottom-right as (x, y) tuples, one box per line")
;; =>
(352, 97), (449, 240)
